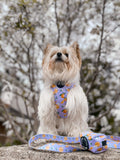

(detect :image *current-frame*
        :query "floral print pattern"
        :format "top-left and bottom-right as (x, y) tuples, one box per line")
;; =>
(29, 131), (120, 154)
(28, 84), (120, 153)
(51, 83), (75, 118)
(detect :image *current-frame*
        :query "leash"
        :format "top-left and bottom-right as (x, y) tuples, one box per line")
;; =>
(28, 131), (120, 153)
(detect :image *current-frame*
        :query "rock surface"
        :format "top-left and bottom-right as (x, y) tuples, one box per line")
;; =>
(0, 145), (120, 160)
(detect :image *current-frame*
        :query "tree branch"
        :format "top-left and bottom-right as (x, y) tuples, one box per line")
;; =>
(90, 91), (120, 126)
(54, 0), (60, 46)
(86, 0), (107, 96)
(1, 103), (27, 144)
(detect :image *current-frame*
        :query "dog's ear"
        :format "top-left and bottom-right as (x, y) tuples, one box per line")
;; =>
(71, 41), (82, 68)
(44, 43), (53, 54)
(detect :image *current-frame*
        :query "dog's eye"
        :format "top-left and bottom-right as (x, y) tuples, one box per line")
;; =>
(65, 53), (68, 57)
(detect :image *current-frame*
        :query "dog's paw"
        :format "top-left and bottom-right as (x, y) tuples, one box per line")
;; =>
(68, 130), (80, 137)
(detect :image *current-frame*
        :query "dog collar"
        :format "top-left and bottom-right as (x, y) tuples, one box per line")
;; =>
(51, 83), (75, 118)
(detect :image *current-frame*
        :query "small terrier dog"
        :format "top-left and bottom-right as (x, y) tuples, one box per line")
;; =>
(37, 42), (89, 137)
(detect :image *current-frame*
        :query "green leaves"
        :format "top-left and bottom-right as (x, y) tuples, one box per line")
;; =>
(15, 14), (35, 35)
(18, 0), (37, 7)
(4, 31), (8, 37)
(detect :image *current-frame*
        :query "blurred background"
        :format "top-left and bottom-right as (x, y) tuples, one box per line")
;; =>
(0, 0), (120, 146)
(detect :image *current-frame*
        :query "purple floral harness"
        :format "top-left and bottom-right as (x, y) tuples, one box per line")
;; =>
(29, 83), (120, 153)
(51, 83), (75, 118)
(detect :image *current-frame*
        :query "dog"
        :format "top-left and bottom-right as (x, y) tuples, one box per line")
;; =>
(37, 42), (89, 137)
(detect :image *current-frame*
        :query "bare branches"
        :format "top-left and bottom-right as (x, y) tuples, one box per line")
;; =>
(0, 0), (41, 145)
(97, 0), (106, 63)
(66, 0), (72, 44)
(90, 91), (120, 126)
(54, 0), (60, 46)
(86, 0), (107, 96)
(1, 103), (27, 144)
(103, 24), (120, 40)
(26, 36), (34, 92)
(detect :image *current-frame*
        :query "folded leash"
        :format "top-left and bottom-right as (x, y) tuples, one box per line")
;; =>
(28, 131), (120, 154)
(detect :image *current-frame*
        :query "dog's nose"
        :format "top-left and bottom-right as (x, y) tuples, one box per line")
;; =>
(57, 52), (62, 57)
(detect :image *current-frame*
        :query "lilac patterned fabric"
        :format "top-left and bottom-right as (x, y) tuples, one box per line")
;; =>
(28, 84), (120, 153)
(28, 131), (120, 154)
(51, 83), (75, 118)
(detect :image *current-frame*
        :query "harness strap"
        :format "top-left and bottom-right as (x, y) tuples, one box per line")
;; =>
(51, 83), (75, 118)
(28, 131), (120, 154)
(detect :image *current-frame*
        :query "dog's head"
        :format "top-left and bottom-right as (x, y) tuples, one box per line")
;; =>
(42, 42), (81, 83)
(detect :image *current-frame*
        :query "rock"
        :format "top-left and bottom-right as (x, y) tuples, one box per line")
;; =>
(0, 144), (120, 160)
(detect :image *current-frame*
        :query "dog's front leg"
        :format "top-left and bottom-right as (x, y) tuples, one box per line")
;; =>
(65, 85), (89, 137)
(37, 87), (57, 135)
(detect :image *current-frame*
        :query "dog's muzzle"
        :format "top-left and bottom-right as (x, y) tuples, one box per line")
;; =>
(56, 52), (63, 62)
